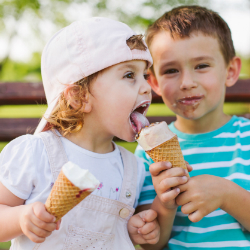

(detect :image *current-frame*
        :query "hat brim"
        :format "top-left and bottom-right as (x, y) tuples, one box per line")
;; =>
(34, 96), (60, 134)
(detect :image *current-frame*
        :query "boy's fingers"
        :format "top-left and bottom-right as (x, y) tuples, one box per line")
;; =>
(149, 162), (172, 176)
(143, 209), (157, 223)
(160, 176), (188, 192)
(160, 188), (180, 203)
(185, 161), (193, 172)
(33, 203), (56, 223)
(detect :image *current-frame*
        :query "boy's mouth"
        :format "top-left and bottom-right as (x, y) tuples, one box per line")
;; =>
(177, 95), (204, 105)
(129, 101), (150, 134)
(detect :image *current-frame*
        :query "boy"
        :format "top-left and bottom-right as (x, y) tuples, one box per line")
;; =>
(135, 5), (250, 250)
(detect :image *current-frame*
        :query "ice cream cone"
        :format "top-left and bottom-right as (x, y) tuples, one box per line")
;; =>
(45, 170), (92, 222)
(146, 135), (187, 172)
(136, 122), (188, 175)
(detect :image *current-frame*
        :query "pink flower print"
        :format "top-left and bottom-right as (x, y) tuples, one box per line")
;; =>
(98, 182), (103, 190)
(116, 187), (119, 192)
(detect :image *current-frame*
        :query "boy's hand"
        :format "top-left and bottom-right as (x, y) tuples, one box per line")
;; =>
(150, 161), (191, 209)
(128, 209), (160, 245)
(19, 202), (61, 243)
(176, 174), (229, 222)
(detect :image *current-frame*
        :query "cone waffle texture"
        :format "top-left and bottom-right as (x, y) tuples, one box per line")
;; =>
(45, 170), (91, 222)
(146, 135), (188, 172)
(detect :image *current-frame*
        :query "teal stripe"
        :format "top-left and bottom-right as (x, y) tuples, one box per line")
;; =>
(174, 213), (237, 228)
(171, 229), (250, 243)
(138, 190), (156, 203)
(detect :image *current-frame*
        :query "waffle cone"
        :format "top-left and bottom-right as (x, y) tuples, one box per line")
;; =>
(45, 170), (91, 222)
(146, 135), (188, 174)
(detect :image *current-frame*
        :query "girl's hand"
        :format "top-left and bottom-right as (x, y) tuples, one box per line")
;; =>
(19, 202), (61, 243)
(128, 209), (160, 245)
(149, 161), (191, 210)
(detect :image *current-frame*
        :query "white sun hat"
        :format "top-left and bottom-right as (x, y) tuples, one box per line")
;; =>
(34, 17), (153, 134)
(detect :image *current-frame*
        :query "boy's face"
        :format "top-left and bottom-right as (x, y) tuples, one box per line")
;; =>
(89, 60), (151, 142)
(149, 31), (230, 121)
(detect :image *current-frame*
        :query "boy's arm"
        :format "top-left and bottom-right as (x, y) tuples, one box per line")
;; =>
(136, 162), (190, 250)
(176, 175), (250, 231)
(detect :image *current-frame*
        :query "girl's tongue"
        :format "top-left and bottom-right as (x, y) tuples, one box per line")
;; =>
(130, 111), (150, 134)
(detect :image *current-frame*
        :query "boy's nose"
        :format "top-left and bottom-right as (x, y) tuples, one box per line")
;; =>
(180, 72), (198, 90)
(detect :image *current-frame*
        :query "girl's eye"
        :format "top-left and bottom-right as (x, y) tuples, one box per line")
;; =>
(124, 72), (135, 79)
(144, 73), (150, 80)
(164, 69), (178, 74)
(196, 64), (209, 69)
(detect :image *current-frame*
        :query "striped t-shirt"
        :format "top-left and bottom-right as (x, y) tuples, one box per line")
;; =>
(135, 115), (250, 249)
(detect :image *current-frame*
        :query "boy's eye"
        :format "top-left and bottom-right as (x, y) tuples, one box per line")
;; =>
(144, 73), (150, 80)
(164, 69), (178, 74)
(196, 64), (209, 69)
(124, 72), (135, 79)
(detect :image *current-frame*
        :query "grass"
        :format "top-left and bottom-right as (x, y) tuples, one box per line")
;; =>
(0, 242), (11, 249)
(0, 103), (250, 118)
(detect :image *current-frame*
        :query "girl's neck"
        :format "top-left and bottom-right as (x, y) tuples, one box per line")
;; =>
(174, 111), (231, 134)
(63, 119), (114, 154)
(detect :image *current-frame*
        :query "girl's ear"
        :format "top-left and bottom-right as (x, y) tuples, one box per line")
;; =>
(225, 56), (242, 88)
(147, 69), (162, 96)
(64, 85), (92, 113)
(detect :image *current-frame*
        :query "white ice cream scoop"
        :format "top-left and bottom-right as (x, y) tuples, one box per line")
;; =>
(62, 161), (100, 191)
(136, 121), (175, 151)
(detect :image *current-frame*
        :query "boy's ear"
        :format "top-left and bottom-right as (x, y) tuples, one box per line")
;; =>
(64, 85), (92, 113)
(225, 56), (242, 87)
(147, 69), (162, 96)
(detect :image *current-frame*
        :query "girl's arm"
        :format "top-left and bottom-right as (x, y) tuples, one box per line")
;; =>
(137, 200), (177, 250)
(0, 182), (58, 243)
(0, 182), (25, 242)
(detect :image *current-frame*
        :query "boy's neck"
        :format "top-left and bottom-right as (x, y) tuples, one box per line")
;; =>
(174, 112), (232, 134)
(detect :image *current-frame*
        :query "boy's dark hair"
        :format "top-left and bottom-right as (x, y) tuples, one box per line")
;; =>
(146, 5), (235, 64)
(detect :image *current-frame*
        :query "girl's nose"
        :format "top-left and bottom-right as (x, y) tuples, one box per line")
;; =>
(140, 78), (151, 96)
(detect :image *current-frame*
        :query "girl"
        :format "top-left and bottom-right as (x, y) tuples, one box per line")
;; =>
(0, 17), (159, 250)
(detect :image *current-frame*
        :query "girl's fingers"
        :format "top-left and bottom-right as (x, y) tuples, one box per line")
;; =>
(139, 220), (158, 235)
(56, 219), (61, 230)
(31, 213), (57, 232)
(31, 224), (53, 238)
(143, 210), (157, 223)
(26, 231), (46, 244)
(33, 203), (56, 223)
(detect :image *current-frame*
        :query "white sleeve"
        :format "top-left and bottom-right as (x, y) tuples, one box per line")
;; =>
(134, 155), (146, 208)
(0, 135), (37, 200)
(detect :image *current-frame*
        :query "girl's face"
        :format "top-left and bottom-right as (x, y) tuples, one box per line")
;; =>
(89, 60), (152, 142)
